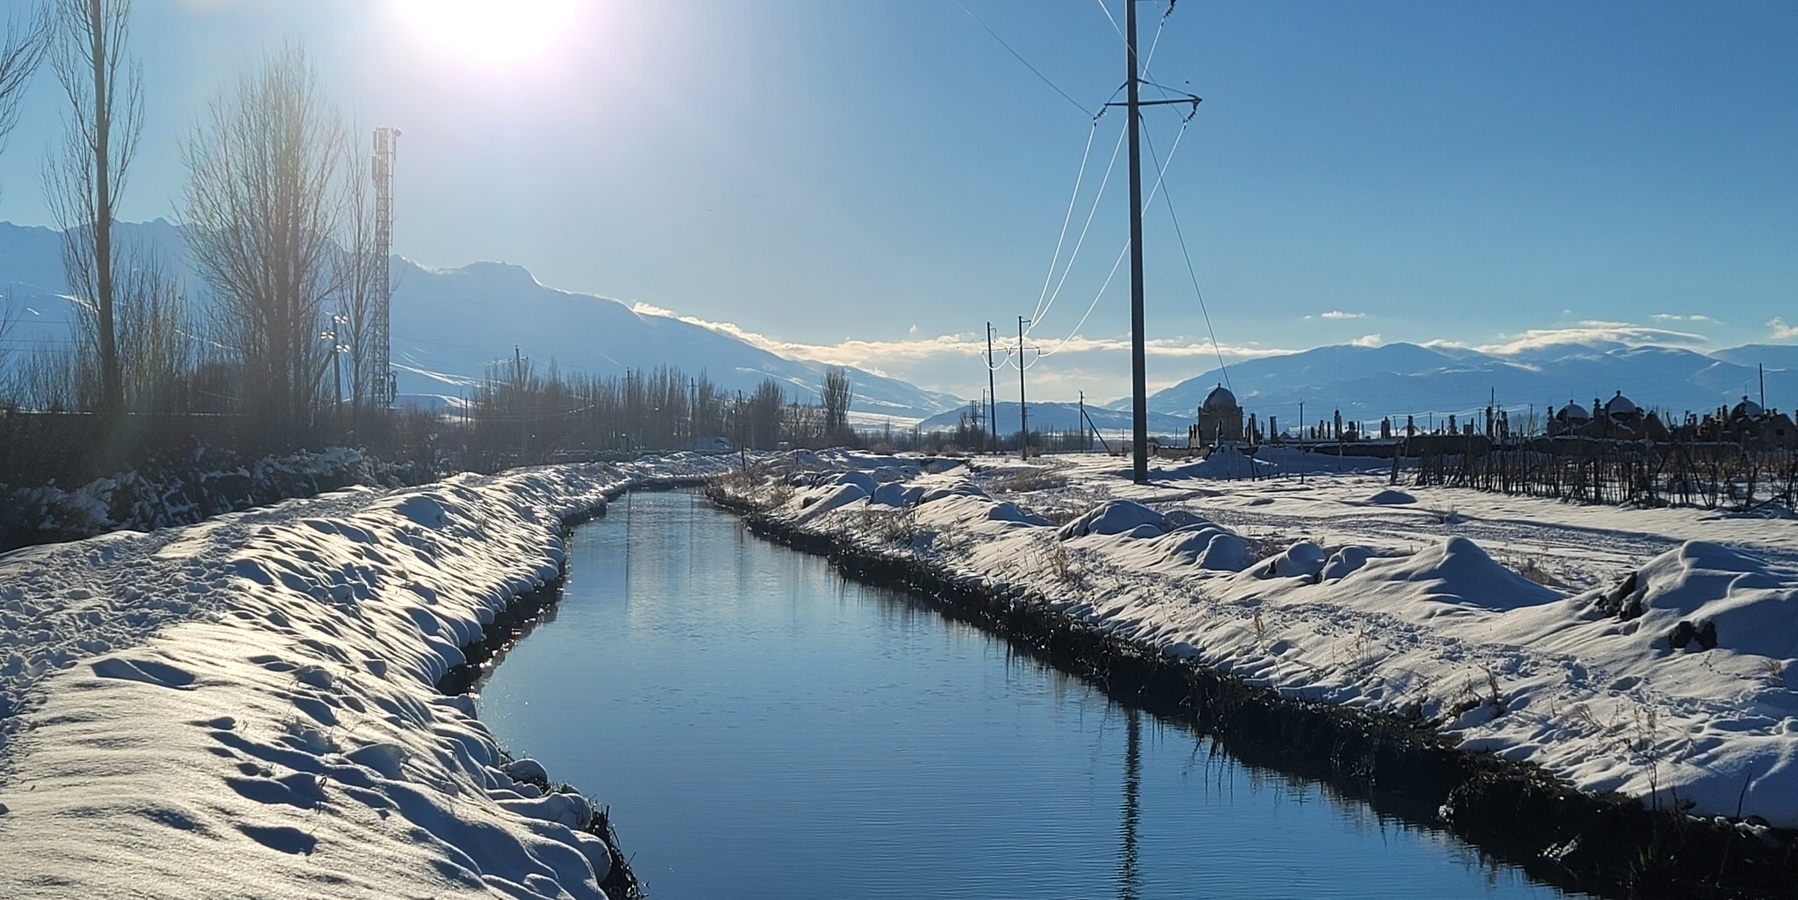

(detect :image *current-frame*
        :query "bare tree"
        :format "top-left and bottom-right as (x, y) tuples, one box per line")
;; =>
(41, 0), (141, 418)
(746, 378), (784, 449)
(182, 42), (348, 442)
(822, 366), (852, 438)
(0, 6), (50, 405)
(0, 3), (49, 179)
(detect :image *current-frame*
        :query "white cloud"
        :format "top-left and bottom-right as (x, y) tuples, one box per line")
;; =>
(1474, 320), (1711, 355)
(1351, 333), (1383, 347)
(1651, 313), (1719, 324)
(1769, 317), (1798, 340)
(1304, 310), (1367, 320)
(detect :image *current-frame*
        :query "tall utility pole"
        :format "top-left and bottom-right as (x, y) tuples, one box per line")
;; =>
(372, 127), (400, 407)
(986, 322), (999, 454)
(1100, 3), (1199, 482)
(1018, 316), (1030, 460)
(1125, 0), (1148, 484)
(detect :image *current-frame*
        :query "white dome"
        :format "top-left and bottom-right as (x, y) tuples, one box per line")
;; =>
(1201, 384), (1238, 410)
(1733, 396), (1765, 419)
(1605, 391), (1638, 417)
(1558, 401), (1590, 421)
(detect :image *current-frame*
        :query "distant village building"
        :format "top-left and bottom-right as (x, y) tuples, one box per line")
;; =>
(1547, 391), (1670, 441)
(1190, 384), (1243, 447)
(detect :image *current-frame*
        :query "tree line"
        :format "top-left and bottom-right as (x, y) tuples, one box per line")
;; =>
(0, 1), (396, 469)
(458, 358), (856, 469)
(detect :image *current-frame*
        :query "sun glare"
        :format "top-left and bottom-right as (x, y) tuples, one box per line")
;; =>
(392, 0), (585, 68)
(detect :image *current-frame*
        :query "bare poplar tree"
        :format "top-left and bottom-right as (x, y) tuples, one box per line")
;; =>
(822, 366), (852, 438)
(41, 0), (141, 417)
(182, 43), (348, 441)
(0, 3), (48, 183)
(0, 5), (49, 403)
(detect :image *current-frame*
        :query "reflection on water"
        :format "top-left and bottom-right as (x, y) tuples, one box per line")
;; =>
(1117, 709), (1141, 900)
(477, 490), (1574, 900)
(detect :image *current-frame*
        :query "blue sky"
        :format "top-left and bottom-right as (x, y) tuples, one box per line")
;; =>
(0, 0), (1793, 402)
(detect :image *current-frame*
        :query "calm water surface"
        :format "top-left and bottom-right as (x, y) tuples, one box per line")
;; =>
(477, 490), (1574, 899)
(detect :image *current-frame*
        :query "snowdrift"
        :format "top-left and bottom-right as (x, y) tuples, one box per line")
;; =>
(734, 451), (1798, 828)
(0, 455), (732, 898)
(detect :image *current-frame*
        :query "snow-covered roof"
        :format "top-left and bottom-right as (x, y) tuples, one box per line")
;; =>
(1201, 384), (1238, 410)
(1605, 390), (1638, 417)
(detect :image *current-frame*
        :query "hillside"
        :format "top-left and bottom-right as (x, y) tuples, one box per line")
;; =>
(0, 221), (959, 422)
(1133, 340), (1796, 429)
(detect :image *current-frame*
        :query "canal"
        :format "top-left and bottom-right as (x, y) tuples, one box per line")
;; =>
(476, 490), (1576, 898)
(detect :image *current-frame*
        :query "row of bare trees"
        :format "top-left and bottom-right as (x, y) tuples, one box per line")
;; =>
(0, 1), (392, 467)
(460, 358), (857, 469)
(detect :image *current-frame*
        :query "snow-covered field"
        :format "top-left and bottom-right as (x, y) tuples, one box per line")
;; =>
(0, 454), (731, 899)
(730, 447), (1798, 831)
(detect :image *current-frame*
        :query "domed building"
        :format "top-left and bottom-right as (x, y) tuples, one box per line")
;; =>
(1731, 396), (1766, 421)
(1604, 390), (1640, 422)
(1195, 384), (1243, 445)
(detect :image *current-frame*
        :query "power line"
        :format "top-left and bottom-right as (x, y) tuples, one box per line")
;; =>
(949, 0), (1094, 117)
(1032, 116), (1127, 328)
(1141, 115), (1230, 392)
(1030, 111), (1194, 365)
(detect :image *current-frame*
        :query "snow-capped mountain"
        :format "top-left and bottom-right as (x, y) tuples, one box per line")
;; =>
(0, 221), (960, 422)
(1130, 340), (1797, 427)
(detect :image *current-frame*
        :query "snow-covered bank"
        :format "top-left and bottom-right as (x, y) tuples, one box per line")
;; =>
(0, 454), (732, 898)
(713, 449), (1798, 889)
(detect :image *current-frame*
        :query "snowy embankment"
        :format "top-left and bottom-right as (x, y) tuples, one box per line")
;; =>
(0, 454), (730, 898)
(723, 449), (1798, 831)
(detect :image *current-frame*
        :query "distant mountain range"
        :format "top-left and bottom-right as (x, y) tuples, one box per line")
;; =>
(6, 221), (1795, 434)
(1126, 340), (1798, 430)
(0, 221), (960, 422)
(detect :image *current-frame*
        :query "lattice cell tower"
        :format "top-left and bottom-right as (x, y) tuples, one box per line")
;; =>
(372, 127), (400, 407)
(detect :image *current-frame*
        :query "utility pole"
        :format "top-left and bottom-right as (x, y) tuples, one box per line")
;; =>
(1080, 391), (1087, 453)
(1125, 0), (1148, 484)
(986, 322), (998, 454)
(1018, 316), (1030, 460)
(1096, 2), (1199, 482)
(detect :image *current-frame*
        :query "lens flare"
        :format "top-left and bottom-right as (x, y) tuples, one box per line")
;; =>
(392, 0), (584, 68)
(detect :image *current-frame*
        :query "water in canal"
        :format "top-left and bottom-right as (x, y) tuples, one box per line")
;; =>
(476, 490), (1574, 899)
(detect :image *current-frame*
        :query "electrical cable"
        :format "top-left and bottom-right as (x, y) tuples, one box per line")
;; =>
(1029, 120), (1099, 324)
(1142, 117), (1231, 392)
(1028, 113), (1192, 366)
(1032, 116), (1127, 328)
(950, 0), (1094, 117)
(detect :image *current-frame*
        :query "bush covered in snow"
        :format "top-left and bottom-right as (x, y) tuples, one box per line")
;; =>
(0, 445), (431, 551)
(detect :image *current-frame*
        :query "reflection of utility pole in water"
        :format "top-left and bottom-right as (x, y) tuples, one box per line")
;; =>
(1115, 709), (1142, 900)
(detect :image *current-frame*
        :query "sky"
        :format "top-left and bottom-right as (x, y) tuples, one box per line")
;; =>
(0, 0), (1793, 403)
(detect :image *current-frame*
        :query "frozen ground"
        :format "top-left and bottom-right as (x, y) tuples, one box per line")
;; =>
(0, 454), (731, 899)
(729, 447), (1798, 831)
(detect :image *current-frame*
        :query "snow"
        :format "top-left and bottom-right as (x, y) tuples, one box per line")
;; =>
(731, 449), (1798, 828)
(0, 453), (733, 898)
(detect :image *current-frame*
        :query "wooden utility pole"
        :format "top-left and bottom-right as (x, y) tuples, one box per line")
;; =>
(1018, 316), (1030, 460)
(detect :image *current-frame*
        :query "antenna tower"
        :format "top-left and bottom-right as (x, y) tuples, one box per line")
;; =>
(372, 127), (400, 406)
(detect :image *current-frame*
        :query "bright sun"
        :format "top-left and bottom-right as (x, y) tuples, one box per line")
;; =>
(392, 0), (585, 68)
